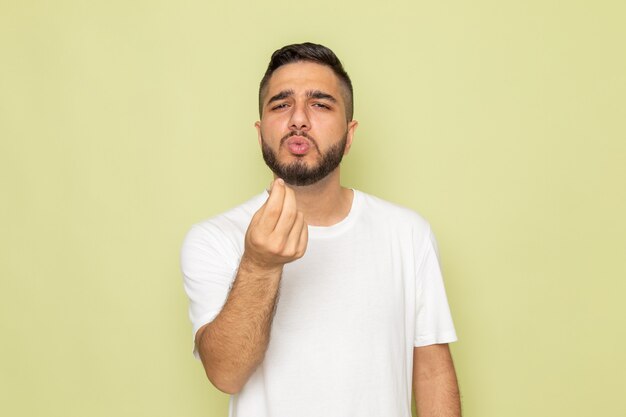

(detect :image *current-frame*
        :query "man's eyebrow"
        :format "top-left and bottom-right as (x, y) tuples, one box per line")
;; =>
(267, 89), (294, 105)
(307, 90), (337, 102)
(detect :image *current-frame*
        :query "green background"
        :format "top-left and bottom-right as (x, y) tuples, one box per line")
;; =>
(1, 1), (625, 416)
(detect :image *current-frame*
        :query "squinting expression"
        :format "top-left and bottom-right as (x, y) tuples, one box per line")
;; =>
(255, 62), (358, 186)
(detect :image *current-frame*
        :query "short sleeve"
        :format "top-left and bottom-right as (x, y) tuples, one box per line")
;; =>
(414, 229), (458, 347)
(180, 222), (240, 358)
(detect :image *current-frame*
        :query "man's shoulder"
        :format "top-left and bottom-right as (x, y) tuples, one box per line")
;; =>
(356, 190), (431, 231)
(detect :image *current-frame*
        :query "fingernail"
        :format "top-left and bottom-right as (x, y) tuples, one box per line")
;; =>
(277, 178), (284, 186)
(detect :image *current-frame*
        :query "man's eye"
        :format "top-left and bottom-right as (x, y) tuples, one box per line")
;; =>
(313, 103), (330, 109)
(271, 103), (289, 110)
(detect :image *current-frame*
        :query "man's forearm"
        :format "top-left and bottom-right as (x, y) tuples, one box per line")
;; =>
(413, 344), (462, 417)
(196, 256), (282, 394)
(414, 364), (461, 417)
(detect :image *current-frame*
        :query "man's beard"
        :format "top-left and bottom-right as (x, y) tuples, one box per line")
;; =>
(261, 131), (347, 186)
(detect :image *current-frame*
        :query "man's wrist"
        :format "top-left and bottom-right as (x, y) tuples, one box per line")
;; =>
(239, 253), (284, 277)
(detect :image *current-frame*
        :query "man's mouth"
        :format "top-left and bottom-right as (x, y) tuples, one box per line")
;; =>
(286, 136), (310, 155)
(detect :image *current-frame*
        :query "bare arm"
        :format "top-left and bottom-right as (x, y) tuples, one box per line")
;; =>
(195, 179), (308, 394)
(195, 256), (282, 394)
(413, 344), (461, 417)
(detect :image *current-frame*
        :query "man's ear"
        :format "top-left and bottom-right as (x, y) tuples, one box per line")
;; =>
(343, 120), (358, 155)
(254, 121), (262, 147)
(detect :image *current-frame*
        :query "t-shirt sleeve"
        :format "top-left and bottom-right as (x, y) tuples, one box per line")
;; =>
(180, 222), (240, 358)
(414, 228), (458, 347)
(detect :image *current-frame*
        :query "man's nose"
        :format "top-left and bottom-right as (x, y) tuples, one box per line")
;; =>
(288, 103), (310, 131)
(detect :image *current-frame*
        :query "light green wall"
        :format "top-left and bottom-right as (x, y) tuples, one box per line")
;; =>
(1, 1), (625, 416)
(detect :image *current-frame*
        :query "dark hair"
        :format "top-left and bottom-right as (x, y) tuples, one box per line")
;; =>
(259, 42), (354, 121)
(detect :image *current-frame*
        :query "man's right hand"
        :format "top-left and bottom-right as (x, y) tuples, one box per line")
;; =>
(242, 178), (308, 272)
(196, 178), (308, 394)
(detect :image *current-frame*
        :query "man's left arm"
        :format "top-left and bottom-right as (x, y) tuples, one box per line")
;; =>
(413, 343), (461, 417)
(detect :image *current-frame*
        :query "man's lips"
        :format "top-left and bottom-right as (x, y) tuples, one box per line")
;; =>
(285, 135), (311, 155)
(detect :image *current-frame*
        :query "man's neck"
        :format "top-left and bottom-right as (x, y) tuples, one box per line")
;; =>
(277, 170), (353, 227)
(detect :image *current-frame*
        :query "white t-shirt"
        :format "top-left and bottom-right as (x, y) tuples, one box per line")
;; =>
(181, 189), (457, 417)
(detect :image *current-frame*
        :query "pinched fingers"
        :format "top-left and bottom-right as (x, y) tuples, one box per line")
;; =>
(244, 179), (308, 268)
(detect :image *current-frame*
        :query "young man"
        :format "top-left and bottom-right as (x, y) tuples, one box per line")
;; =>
(181, 42), (461, 417)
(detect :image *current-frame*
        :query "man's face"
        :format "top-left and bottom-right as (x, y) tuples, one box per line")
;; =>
(255, 62), (358, 186)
